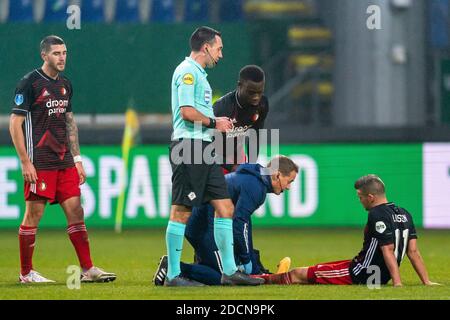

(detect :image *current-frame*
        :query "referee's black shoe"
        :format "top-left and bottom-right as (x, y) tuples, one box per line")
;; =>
(221, 271), (265, 286)
(164, 275), (206, 287)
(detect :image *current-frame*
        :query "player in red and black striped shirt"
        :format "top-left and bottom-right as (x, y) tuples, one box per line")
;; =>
(10, 35), (116, 283)
(213, 65), (269, 173)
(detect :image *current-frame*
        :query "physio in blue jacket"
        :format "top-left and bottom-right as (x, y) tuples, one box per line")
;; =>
(154, 155), (298, 285)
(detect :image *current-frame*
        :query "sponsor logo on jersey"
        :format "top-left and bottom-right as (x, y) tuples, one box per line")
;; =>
(375, 221), (387, 234)
(182, 73), (194, 85)
(46, 99), (69, 108)
(226, 124), (253, 138)
(14, 94), (24, 106)
(46, 99), (69, 116)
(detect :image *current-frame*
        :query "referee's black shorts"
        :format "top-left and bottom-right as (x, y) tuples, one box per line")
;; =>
(169, 139), (229, 207)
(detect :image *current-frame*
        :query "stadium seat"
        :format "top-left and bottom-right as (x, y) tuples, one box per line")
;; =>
(115, 0), (140, 22)
(81, 0), (105, 22)
(288, 25), (332, 50)
(244, 0), (312, 19)
(184, 0), (209, 22)
(150, 0), (175, 22)
(44, 0), (71, 22)
(219, 0), (243, 22)
(429, 0), (449, 49)
(291, 54), (334, 73)
(7, 0), (34, 22)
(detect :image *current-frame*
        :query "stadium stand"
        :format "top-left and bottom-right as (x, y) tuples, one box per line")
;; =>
(44, 0), (72, 22)
(150, 0), (175, 22)
(114, 0), (140, 23)
(219, 0), (243, 22)
(81, 0), (105, 22)
(244, 0), (313, 19)
(241, 0), (334, 125)
(429, 0), (449, 49)
(184, 0), (209, 22)
(5, 0), (34, 22)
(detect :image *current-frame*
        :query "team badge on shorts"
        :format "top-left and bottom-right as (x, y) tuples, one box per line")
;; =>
(188, 192), (197, 201)
(14, 94), (24, 106)
(182, 73), (194, 85)
(39, 180), (47, 192)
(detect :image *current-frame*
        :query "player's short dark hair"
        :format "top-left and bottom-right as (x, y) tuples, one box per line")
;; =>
(354, 174), (386, 195)
(239, 65), (265, 83)
(267, 155), (299, 176)
(190, 26), (221, 52)
(40, 35), (65, 53)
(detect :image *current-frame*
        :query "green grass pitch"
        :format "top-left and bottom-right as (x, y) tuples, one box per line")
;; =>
(0, 228), (448, 300)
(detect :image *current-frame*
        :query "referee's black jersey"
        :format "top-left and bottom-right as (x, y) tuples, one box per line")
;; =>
(11, 69), (75, 170)
(350, 203), (418, 285)
(213, 90), (269, 169)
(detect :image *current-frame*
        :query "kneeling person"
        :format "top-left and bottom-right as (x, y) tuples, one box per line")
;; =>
(154, 156), (298, 285)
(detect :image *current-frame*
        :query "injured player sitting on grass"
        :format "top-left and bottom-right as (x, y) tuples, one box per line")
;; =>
(253, 175), (440, 287)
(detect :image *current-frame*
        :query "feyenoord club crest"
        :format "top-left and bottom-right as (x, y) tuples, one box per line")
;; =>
(61, 87), (67, 95)
(39, 180), (47, 191)
(252, 113), (259, 122)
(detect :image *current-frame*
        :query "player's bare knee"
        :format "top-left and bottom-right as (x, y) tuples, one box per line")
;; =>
(73, 205), (84, 221)
(23, 205), (45, 226)
(214, 202), (234, 218)
(170, 205), (191, 223)
(22, 212), (43, 226)
(65, 205), (85, 225)
(291, 267), (309, 284)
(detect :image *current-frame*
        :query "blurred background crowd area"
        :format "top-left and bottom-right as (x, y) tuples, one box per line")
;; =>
(0, 0), (450, 144)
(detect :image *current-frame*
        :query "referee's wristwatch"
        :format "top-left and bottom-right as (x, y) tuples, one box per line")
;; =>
(207, 117), (216, 129)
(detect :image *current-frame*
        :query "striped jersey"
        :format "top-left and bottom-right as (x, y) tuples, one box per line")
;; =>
(213, 90), (269, 170)
(11, 69), (75, 170)
(350, 202), (417, 285)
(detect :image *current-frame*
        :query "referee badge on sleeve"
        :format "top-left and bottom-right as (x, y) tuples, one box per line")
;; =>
(14, 94), (24, 106)
(182, 73), (194, 85)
